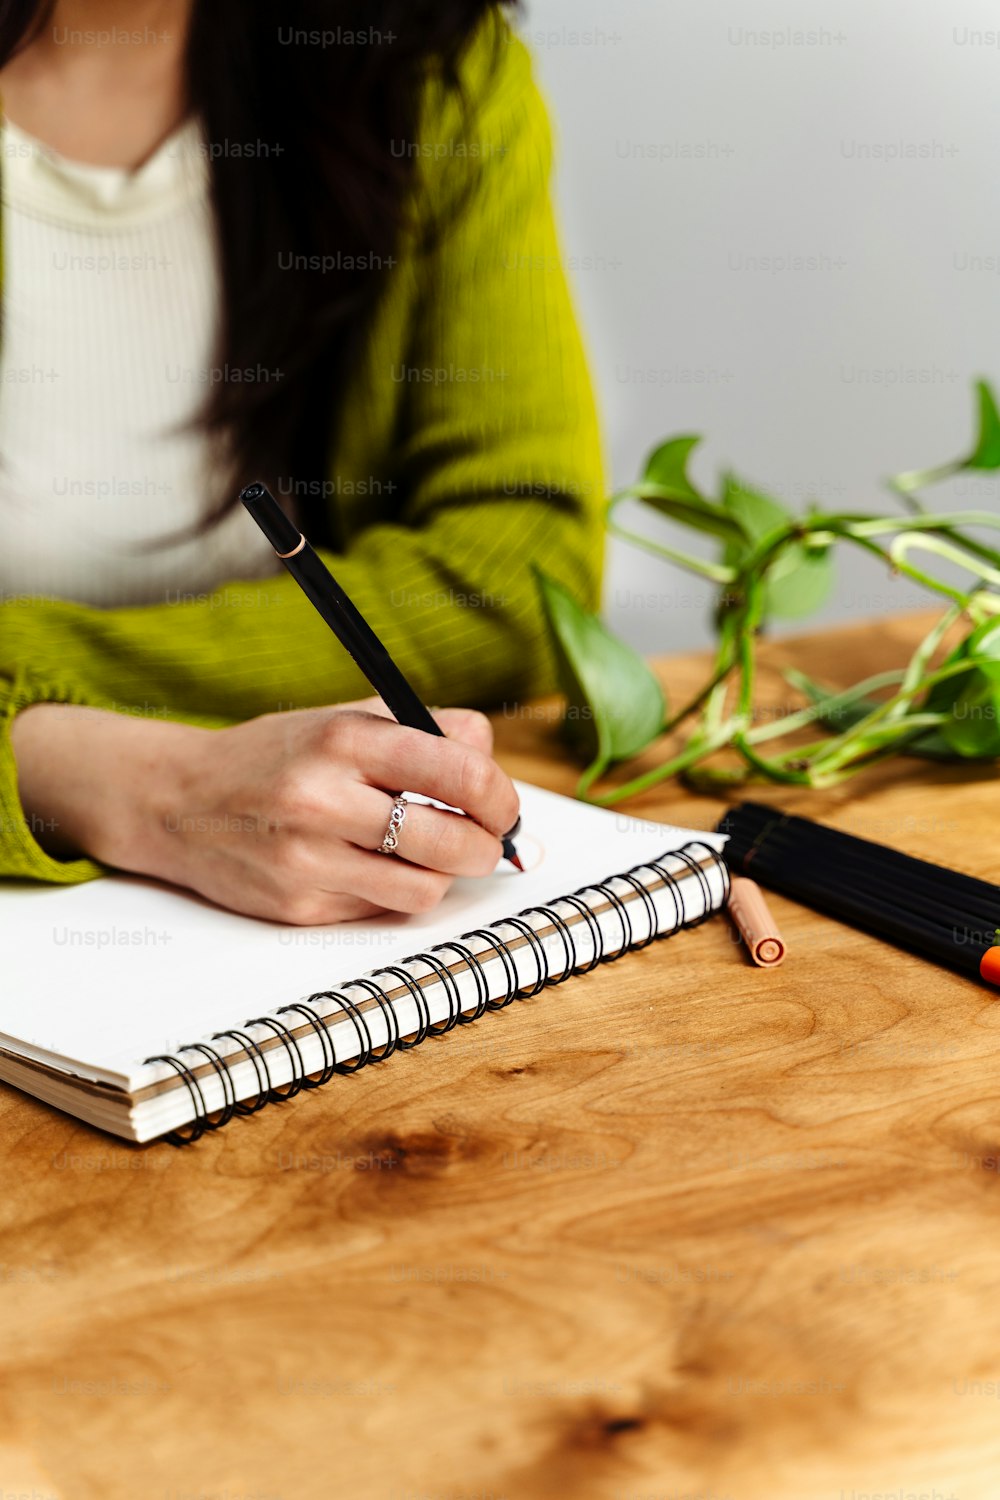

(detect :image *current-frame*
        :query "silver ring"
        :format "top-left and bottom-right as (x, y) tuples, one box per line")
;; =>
(378, 795), (408, 855)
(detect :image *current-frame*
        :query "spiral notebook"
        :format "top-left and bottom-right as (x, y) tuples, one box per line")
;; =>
(0, 782), (729, 1143)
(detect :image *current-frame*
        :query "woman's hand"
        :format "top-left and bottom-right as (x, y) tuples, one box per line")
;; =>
(10, 699), (520, 924)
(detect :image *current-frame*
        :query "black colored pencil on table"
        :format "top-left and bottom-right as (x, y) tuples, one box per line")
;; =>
(722, 803), (1000, 944)
(721, 802), (1000, 978)
(740, 846), (995, 940)
(726, 802), (998, 907)
(718, 801), (1000, 984)
(240, 481), (523, 870)
(722, 802), (1000, 911)
(726, 812), (1000, 928)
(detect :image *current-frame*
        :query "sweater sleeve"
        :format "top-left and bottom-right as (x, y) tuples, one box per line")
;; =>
(0, 20), (605, 884)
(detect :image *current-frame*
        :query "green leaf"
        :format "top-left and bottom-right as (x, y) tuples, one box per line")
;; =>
(892, 727), (960, 761)
(928, 617), (1000, 697)
(891, 377), (1000, 493)
(721, 474), (834, 620)
(630, 436), (749, 544)
(936, 617), (1000, 757)
(789, 669), (962, 761)
(942, 676), (1000, 756)
(626, 483), (748, 544)
(642, 435), (705, 501)
(967, 379), (1000, 470)
(964, 617), (1000, 679)
(533, 566), (666, 770)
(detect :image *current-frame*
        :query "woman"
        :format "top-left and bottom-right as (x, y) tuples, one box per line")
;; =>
(0, 0), (604, 922)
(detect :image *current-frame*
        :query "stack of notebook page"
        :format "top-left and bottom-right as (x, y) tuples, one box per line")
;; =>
(0, 782), (729, 1143)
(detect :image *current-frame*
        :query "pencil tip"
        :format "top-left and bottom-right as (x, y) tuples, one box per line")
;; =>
(507, 853), (525, 872)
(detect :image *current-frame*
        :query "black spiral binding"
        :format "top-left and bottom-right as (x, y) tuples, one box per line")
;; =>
(144, 840), (729, 1145)
(431, 941), (490, 1021)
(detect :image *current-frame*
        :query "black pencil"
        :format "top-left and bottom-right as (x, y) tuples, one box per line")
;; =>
(739, 846), (995, 960)
(719, 802), (1000, 986)
(720, 802), (999, 917)
(757, 854), (995, 942)
(724, 819), (1000, 930)
(726, 846), (995, 978)
(724, 802), (1000, 907)
(240, 481), (523, 870)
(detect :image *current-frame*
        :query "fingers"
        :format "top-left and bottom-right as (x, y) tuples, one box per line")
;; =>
(433, 707), (494, 756)
(332, 700), (494, 754)
(336, 784), (502, 877)
(317, 845), (456, 917)
(347, 897), (383, 920)
(238, 823), (458, 922)
(338, 718), (519, 838)
(292, 894), (391, 926)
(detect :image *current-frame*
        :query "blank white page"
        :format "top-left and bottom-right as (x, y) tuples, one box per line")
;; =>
(0, 782), (723, 1087)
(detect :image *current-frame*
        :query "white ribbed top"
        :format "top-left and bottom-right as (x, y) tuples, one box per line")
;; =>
(0, 114), (278, 606)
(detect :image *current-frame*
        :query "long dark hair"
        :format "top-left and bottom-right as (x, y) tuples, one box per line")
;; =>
(0, 0), (508, 531)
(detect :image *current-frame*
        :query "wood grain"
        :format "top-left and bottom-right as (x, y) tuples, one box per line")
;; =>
(4, 610), (1000, 1500)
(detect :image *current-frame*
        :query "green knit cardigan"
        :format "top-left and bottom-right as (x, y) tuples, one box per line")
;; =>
(0, 18), (605, 887)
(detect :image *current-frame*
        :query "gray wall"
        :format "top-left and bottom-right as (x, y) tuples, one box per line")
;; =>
(519, 0), (1000, 652)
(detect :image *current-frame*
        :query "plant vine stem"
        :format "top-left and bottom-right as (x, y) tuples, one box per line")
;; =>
(807, 715), (945, 782)
(805, 734), (941, 787)
(702, 609), (742, 734)
(750, 604), (968, 760)
(743, 669), (906, 744)
(574, 753), (609, 802)
(689, 526), (980, 781)
(888, 461), (964, 495)
(735, 735), (815, 784)
(740, 522), (973, 612)
(764, 686), (959, 785)
(736, 582), (761, 720)
(582, 723), (738, 806)
(846, 509), (1000, 584)
(660, 655), (739, 735)
(885, 478), (1000, 569)
(844, 508), (1000, 536)
(968, 592), (1000, 621)
(730, 574), (767, 769)
(892, 602), (965, 716)
(890, 533), (1000, 591)
(587, 489), (1000, 801)
(803, 659), (979, 776)
(682, 764), (752, 789)
(607, 512), (736, 584)
(887, 483), (1000, 570)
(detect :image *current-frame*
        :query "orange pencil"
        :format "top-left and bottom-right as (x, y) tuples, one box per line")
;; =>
(727, 876), (786, 967)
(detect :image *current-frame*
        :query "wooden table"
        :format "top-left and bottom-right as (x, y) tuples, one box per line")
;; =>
(4, 610), (1000, 1500)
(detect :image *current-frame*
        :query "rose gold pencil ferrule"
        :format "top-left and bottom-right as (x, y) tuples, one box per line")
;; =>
(276, 535), (307, 559)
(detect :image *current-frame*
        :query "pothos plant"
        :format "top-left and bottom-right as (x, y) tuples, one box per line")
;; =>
(535, 378), (1000, 804)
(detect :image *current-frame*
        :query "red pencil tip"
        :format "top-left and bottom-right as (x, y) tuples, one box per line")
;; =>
(507, 853), (525, 872)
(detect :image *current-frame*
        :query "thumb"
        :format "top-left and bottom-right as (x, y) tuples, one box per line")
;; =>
(432, 706), (495, 756)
